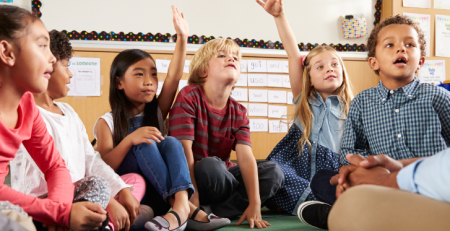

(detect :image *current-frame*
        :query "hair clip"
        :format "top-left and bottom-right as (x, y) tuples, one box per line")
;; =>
(301, 55), (307, 66)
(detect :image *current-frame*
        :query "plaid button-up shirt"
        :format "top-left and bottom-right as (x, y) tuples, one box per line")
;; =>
(340, 78), (450, 166)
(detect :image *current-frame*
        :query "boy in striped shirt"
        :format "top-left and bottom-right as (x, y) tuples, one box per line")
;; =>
(169, 38), (283, 229)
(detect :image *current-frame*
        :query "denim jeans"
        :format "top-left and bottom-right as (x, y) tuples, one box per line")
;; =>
(195, 157), (284, 218)
(310, 169), (338, 205)
(116, 116), (194, 215)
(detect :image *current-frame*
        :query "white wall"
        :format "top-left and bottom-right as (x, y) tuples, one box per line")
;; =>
(41, 0), (375, 45)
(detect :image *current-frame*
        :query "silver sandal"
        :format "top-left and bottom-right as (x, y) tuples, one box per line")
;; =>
(145, 211), (187, 231)
(186, 208), (230, 230)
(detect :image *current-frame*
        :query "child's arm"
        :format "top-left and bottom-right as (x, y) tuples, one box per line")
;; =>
(340, 97), (371, 166)
(158, 5), (189, 118)
(234, 144), (270, 229)
(180, 140), (201, 207)
(257, 0), (303, 100)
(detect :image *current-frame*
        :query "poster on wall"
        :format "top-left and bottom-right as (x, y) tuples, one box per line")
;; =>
(403, 13), (431, 57)
(436, 15), (450, 58)
(67, 57), (101, 97)
(418, 60), (446, 85)
(403, 0), (431, 8)
(435, 0), (450, 10)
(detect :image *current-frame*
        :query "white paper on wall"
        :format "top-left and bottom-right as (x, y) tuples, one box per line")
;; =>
(236, 74), (248, 87)
(156, 59), (170, 73)
(240, 103), (249, 115)
(282, 75), (291, 88)
(249, 119), (268, 132)
(157, 81), (164, 95)
(403, 13), (431, 56)
(282, 61), (289, 73)
(268, 90), (287, 103)
(183, 60), (191, 73)
(436, 15), (450, 57)
(240, 60), (248, 72)
(267, 75), (283, 87)
(67, 57), (101, 96)
(248, 103), (268, 117)
(231, 88), (248, 101)
(268, 105), (288, 118)
(403, 0), (431, 8)
(269, 120), (288, 133)
(247, 60), (268, 72)
(249, 89), (268, 102)
(435, 0), (450, 10)
(287, 92), (294, 105)
(267, 60), (284, 73)
(178, 80), (188, 91)
(248, 74), (268, 87)
(418, 60), (446, 85)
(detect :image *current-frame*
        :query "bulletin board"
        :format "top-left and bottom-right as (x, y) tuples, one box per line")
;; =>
(382, 0), (450, 82)
(57, 49), (379, 160)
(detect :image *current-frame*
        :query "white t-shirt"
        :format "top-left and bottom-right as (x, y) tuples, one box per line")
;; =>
(10, 102), (131, 197)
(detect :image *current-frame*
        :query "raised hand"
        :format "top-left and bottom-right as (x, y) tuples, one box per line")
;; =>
(172, 5), (189, 39)
(256, 0), (283, 18)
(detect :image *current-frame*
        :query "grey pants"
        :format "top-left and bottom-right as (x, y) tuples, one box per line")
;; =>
(195, 157), (284, 218)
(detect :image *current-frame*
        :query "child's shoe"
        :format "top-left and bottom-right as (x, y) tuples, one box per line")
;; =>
(145, 211), (187, 231)
(131, 205), (154, 230)
(186, 208), (230, 230)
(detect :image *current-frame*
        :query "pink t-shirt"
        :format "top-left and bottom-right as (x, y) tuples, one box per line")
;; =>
(0, 92), (74, 226)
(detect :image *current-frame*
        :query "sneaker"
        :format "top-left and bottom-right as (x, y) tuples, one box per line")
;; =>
(297, 201), (331, 230)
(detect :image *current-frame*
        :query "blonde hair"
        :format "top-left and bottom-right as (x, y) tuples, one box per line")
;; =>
(294, 45), (354, 150)
(188, 38), (242, 85)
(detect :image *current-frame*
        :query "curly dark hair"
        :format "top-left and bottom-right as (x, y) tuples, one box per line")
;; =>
(367, 15), (426, 75)
(49, 30), (73, 60)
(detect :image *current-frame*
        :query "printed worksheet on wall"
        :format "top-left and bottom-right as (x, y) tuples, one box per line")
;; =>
(403, 0), (431, 8)
(436, 15), (450, 57)
(67, 57), (101, 96)
(403, 13), (431, 57)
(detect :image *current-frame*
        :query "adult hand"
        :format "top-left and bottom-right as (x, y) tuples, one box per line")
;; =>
(118, 188), (141, 225)
(107, 198), (130, 231)
(336, 154), (366, 185)
(126, 126), (164, 146)
(256, 0), (283, 18)
(235, 203), (271, 229)
(359, 154), (403, 172)
(172, 5), (189, 39)
(69, 201), (107, 231)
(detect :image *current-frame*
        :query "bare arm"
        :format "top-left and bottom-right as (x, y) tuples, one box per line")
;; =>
(180, 140), (200, 207)
(257, 0), (303, 99)
(158, 6), (189, 118)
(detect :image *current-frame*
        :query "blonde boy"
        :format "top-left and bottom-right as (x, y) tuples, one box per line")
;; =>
(169, 38), (284, 229)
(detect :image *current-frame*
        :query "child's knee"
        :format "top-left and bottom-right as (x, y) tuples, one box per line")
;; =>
(194, 157), (225, 180)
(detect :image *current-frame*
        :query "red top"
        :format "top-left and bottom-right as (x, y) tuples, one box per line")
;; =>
(0, 92), (74, 226)
(169, 84), (251, 169)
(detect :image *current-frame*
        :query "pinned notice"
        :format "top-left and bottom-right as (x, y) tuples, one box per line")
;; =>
(283, 75), (291, 88)
(249, 89), (268, 102)
(268, 90), (287, 103)
(156, 59), (171, 73)
(178, 80), (188, 91)
(236, 74), (248, 87)
(250, 119), (268, 132)
(240, 60), (248, 72)
(269, 120), (288, 133)
(268, 75), (283, 87)
(267, 60), (283, 73)
(268, 105), (287, 118)
(231, 88), (248, 102)
(183, 60), (190, 73)
(248, 60), (267, 72)
(67, 57), (101, 96)
(248, 104), (268, 117)
(248, 74), (268, 87)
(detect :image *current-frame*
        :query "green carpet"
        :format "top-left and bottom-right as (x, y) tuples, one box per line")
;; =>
(220, 208), (319, 231)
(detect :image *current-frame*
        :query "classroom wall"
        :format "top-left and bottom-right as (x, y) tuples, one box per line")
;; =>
(57, 49), (379, 160)
(382, 0), (450, 80)
(40, 0), (376, 45)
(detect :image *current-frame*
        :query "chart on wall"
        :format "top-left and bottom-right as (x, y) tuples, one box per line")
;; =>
(436, 15), (450, 58)
(403, 13), (431, 57)
(67, 57), (101, 96)
(418, 60), (446, 85)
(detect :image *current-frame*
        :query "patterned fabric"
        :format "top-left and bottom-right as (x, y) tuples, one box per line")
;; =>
(39, 176), (111, 209)
(341, 78), (450, 166)
(0, 201), (26, 215)
(266, 124), (339, 215)
(169, 84), (251, 169)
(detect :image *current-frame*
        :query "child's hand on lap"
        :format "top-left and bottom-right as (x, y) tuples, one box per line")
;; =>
(257, 0), (283, 17)
(107, 198), (131, 231)
(118, 188), (141, 225)
(126, 126), (164, 146)
(235, 204), (271, 229)
(172, 5), (189, 39)
(70, 201), (107, 231)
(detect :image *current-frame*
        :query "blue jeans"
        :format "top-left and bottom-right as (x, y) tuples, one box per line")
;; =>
(117, 136), (194, 201)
